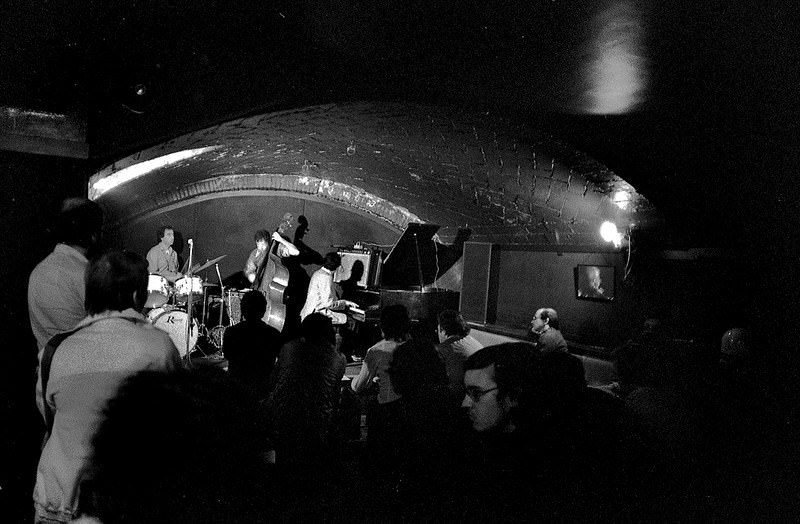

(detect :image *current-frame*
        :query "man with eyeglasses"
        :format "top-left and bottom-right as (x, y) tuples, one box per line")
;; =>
(459, 343), (589, 521)
(458, 344), (536, 520)
(462, 343), (531, 433)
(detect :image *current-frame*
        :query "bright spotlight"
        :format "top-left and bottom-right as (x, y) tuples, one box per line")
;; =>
(600, 221), (618, 241)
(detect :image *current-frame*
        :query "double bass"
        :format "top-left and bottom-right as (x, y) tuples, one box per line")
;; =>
(254, 217), (299, 332)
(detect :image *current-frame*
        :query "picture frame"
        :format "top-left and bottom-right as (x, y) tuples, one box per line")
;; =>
(575, 264), (615, 302)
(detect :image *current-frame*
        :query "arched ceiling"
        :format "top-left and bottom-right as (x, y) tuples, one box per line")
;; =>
(91, 102), (657, 245)
(2, 1), (796, 249)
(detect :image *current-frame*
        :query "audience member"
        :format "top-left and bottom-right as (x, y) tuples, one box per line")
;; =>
(350, 304), (411, 475)
(77, 368), (274, 524)
(435, 309), (483, 403)
(459, 343), (589, 521)
(601, 318), (668, 398)
(33, 251), (181, 523)
(698, 327), (776, 521)
(709, 327), (773, 454)
(528, 307), (568, 354)
(719, 327), (752, 375)
(28, 198), (103, 418)
(388, 338), (460, 517)
(266, 313), (346, 470)
(222, 290), (282, 401)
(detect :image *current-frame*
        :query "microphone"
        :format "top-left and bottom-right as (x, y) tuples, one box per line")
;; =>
(188, 238), (194, 246)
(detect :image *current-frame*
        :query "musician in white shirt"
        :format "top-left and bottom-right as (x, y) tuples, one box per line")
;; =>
(300, 252), (357, 324)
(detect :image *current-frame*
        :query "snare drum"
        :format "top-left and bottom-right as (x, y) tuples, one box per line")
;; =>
(146, 274), (170, 308)
(148, 307), (199, 357)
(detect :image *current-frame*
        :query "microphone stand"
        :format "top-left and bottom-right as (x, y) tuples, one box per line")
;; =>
(215, 263), (225, 327)
(185, 239), (195, 364)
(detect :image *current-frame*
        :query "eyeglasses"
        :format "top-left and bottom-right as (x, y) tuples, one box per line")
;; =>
(464, 386), (500, 403)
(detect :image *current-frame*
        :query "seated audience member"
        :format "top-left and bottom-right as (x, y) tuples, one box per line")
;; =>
(350, 304), (411, 474)
(388, 338), (457, 513)
(34, 251), (182, 524)
(78, 368), (274, 524)
(222, 290), (282, 401)
(459, 343), (589, 521)
(719, 327), (752, 376)
(709, 327), (773, 451)
(601, 318), (670, 398)
(435, 309), (483, 402)
(698, 327), (776, 522)
(528, 307), (568, 354)
(266, 313), (346, 471)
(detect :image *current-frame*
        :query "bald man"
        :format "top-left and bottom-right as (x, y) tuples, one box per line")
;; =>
(528, 308), (568, 355)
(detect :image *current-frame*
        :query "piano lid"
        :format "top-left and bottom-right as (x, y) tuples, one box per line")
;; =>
(380, 223), (442, 289)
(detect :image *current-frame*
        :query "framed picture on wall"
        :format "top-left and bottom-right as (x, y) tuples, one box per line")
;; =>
(575, 264), (615, 301)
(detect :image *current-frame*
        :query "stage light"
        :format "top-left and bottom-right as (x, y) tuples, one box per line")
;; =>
(600, 220), (636, 280)
(600, 221), (621, 246)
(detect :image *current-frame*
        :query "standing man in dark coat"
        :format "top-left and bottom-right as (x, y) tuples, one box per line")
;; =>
(222, 290), (282, 401)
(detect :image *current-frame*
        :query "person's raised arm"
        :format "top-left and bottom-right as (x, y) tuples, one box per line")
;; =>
(272, 232), (299, 256)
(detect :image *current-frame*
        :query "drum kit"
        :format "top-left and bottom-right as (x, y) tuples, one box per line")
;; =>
(145, 253), (236, 358)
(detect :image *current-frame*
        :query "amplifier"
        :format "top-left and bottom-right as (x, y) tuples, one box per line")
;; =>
(335, 248), (382, 288)
(226, 289), (248, 325)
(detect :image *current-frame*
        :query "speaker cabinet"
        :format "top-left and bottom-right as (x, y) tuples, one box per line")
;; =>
(335, 249), (382, 288)
(226, 290), (247, 325)
(460, 242), (499, 324)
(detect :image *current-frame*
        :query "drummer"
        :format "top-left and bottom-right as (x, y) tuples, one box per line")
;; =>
(146, 225), (183, 283)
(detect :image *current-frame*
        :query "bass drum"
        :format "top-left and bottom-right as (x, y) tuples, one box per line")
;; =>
(148, 307), (199, 357)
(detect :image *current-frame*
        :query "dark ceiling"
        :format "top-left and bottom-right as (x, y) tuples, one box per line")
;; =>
(1, 0), (797, 248)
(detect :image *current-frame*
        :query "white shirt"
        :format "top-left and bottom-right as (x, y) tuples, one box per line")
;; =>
(29, 244), (90, 419)
(28, 244), (88, 359)
(34, 309), (181, 521)
(300, 266), (346, 321)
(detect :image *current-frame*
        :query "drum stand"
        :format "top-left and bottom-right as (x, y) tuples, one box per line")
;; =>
(208, 263), (228, 353)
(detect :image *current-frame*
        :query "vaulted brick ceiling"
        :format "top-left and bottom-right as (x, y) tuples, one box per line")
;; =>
(92, 102), (658, 245)
(3, 1), (794, 250)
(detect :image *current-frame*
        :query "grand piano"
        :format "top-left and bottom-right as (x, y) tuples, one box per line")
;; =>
(343, 223), (461, 342)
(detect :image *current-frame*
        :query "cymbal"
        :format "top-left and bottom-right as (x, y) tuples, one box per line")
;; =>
(191, 255), (227, 274)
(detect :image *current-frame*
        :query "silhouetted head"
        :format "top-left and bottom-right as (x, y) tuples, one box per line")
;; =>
(79, 368), (273, 523)
(300, 313), (336, 346)
(380, 304), (411, 342)
(55, 198), (103, 250)
(85, 250), (148, 315)
(240, 290), (267, 322)
(437, 309), (470, 342)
